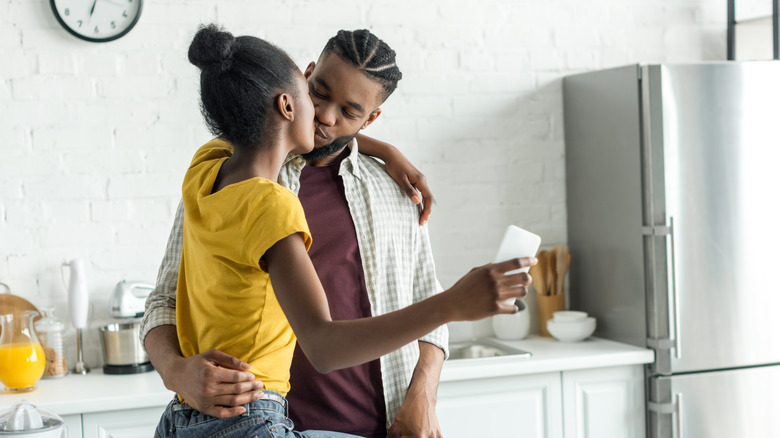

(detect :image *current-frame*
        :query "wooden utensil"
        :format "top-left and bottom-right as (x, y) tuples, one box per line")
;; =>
(546, 249), (557, 296)
(555, 246), (571, 296)
(530, 251), (547, 297)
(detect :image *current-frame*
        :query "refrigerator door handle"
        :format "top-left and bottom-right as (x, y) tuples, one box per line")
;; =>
(668, 216), (681, 359)
(643, 216), (681, 359)
(648, 393), (684, 438)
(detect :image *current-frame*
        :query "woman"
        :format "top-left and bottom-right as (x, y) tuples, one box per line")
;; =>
(155, 24), (534, 438)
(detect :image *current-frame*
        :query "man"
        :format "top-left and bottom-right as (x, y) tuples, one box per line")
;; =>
(143, 29), (447, 437)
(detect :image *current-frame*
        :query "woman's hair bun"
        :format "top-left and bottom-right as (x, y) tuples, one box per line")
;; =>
(188, 23), (237, 71)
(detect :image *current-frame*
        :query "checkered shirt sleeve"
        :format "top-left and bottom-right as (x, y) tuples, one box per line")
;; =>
(139, 200), (184, 348)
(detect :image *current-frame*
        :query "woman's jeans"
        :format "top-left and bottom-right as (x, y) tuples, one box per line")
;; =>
(154, 391), (362, 438)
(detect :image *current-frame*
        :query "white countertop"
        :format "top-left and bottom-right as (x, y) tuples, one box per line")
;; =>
(1, 369), (174, 416)
(1, 337), (653, 416)
(440, 336), (655, 382)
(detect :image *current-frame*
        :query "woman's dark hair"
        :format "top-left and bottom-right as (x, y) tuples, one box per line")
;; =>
(188, 24), (300, 148)
(319, 29), (402, 103)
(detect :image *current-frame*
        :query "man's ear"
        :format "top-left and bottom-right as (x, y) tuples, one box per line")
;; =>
(276, 93), (295, 122)
(303, 61), (315, 79)
(361, 108), (382, 130)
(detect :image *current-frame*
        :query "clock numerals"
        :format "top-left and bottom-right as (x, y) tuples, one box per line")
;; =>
(52, 0), (142, 42)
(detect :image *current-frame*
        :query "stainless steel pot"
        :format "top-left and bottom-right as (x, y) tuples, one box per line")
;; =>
(98, 322), (148, 366)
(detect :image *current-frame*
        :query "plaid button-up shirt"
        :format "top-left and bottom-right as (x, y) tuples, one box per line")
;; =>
(141, 138), (448, 426)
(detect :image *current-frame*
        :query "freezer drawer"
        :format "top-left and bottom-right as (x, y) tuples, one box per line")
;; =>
(648, 364), (780, 438)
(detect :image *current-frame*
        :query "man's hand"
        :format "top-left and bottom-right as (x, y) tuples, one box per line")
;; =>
(144, 325), (264, 418)
(387, 342), (444, 438)
(171, 349), (265, 418)
(386, 387), (442, 438)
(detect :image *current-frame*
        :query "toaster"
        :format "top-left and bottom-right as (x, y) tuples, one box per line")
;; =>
(109, 280), (155, 318)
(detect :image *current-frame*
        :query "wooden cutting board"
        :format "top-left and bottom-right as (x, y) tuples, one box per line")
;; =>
(0, 282), (41, 335)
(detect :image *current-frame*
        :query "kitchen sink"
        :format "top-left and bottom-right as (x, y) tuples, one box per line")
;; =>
(448, 339), (532, 360)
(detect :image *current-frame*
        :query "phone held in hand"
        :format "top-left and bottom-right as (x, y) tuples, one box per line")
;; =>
(494, 225), (541, 304)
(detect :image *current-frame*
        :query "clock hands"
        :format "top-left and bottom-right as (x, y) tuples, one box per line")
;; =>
(89, 0), (97, 17)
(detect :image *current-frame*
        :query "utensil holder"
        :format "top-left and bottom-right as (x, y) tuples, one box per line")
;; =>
(537, 293), (565, 337)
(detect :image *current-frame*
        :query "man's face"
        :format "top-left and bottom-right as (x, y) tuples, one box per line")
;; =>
(303, 53), (385, 153)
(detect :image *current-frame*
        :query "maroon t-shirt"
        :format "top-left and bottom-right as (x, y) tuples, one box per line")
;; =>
(286, 149), (387, 438)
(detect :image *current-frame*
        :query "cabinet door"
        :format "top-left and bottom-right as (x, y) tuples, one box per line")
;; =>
(437, 372), (563, 438)
(62, 414), (82, 438)
(82, 406), (164, 438)
(562, 365), (645, 438)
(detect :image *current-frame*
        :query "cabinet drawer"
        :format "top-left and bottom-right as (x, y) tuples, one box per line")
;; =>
(82, 406), (164, 438)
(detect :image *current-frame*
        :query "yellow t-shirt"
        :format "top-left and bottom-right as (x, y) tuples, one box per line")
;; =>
(176, 139), (312, 396)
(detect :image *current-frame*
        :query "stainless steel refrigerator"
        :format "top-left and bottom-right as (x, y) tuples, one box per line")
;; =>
(562, 62), (780, 437)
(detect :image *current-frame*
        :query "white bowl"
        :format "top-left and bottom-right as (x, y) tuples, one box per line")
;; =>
(547, 317), (596, 342)
(552, 310), (588, 322)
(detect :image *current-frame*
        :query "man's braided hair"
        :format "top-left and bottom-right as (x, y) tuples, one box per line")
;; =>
(320, 29), (402, 103)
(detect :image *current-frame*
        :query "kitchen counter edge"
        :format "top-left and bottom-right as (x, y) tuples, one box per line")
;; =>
(1, 336), (654, 415)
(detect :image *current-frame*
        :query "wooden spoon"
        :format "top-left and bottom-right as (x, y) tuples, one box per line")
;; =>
(555, 246), (571, 296)
(546, 249), (557, 296)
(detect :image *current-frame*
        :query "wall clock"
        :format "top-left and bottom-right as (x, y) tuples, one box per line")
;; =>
(50, 0), (143, 43)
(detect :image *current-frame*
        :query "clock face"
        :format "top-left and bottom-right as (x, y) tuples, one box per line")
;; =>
(50, 0), (142, 43)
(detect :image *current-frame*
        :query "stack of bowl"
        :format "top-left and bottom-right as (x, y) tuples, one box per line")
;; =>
(546, 311), (596, 342)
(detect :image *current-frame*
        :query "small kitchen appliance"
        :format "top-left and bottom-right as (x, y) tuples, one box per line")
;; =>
(0, 401), (66, 437)
(61, 258), (90, 375)
(99, 281), (154, 375)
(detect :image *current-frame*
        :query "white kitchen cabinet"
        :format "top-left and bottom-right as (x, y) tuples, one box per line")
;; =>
(81, 407), (163, 438)
(62, 414), (82, 437)
(562, 365), (646, 438)
(437, 364), (645, 438)
(437, 372), (563, 438)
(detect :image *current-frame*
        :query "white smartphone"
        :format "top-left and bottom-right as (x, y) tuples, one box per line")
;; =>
(494, 225), (541, 304)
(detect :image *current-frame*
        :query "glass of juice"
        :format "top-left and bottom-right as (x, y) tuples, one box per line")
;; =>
(0, 311), (46, 393)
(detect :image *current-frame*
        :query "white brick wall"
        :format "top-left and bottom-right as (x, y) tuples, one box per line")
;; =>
(1, 0), (727, 347)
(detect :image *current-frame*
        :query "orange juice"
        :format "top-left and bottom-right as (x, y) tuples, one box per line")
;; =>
(0, 342), (46, 391)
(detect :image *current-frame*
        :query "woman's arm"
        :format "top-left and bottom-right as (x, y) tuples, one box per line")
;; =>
(265, 233), (533, 373)
(357, 134), (433, 226)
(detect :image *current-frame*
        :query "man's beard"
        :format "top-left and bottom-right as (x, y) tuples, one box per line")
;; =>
(301, 132), (359, 162)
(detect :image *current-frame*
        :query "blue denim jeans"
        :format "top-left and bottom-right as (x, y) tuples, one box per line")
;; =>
(154, 391), (362, 438)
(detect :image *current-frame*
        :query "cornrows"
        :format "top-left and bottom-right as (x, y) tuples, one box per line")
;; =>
(322, 29), (403, 102)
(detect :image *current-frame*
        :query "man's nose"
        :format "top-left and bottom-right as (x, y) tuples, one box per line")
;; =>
(315, 105), (336, 127)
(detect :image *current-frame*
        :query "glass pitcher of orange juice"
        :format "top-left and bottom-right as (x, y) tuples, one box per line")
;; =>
(0, 311), (46, 393)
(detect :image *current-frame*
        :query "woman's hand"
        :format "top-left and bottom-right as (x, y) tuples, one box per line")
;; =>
(384, 153), (433, 226)
(443, 257), (537, 321)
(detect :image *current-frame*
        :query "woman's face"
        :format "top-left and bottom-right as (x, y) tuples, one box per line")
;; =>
(289, 73), (316, 155)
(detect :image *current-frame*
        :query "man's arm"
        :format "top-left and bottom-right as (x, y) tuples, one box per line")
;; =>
(356, 133), (433, 226)
(141, 200), (263, 417)
(387, 341), (445, 438)
(387, 210), (449, 436)
(145, 325), (263, 418)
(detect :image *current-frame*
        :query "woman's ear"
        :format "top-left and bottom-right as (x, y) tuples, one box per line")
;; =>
(276, 93), (295, 122)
